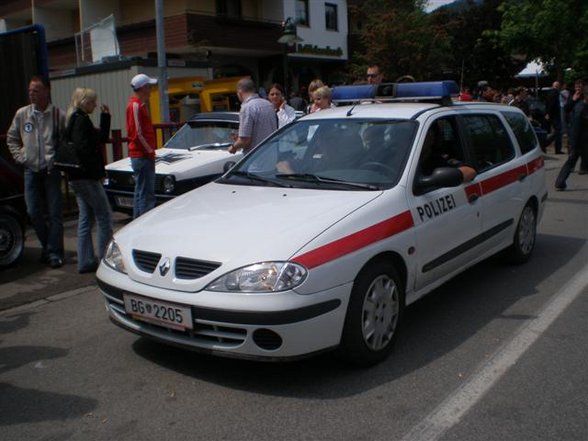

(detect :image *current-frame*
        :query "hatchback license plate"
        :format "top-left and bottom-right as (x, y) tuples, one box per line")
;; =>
(115, 196), (134, 208)
(123, 294), (193, 331)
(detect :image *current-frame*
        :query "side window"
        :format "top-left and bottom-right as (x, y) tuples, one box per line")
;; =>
(462, 115), (515, 172)
(501, 111), (537, 154)
(418, 117), (464, 177)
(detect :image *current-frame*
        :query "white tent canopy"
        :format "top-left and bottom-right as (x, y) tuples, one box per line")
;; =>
(516, 60), (547, 78)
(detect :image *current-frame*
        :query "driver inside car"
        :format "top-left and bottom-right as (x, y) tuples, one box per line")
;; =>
(419, 123), (477, 182)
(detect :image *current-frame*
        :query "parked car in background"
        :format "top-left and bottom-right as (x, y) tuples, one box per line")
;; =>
(0, 157), (26, 267)
(103, 112), (241, 214)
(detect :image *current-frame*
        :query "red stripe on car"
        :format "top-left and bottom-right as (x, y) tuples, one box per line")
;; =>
(292, 211), (414, 269)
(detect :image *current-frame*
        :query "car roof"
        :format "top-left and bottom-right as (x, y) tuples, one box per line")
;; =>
(300, 102), (441, 121)
(299, 100), (524, 122)
(188, 112), (240, 123)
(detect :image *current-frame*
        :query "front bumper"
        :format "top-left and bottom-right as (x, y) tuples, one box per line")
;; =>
(96, 271), (351, 360)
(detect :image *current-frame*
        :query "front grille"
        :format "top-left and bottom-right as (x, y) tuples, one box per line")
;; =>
(133, 249), (161, 273)
(106, 171), (134, 190)
(175, 257), (221, 280)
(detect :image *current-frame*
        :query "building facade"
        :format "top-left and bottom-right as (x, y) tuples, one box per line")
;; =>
(0, 0), (349, 96)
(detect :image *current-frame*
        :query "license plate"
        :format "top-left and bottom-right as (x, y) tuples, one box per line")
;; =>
(115, 196), (134, 208)
(123, 294), (193, 331)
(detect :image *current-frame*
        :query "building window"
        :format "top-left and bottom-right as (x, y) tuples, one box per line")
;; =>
(325, 3), (338, 31)
(296, 0), (309, 26)
(216, 0), (242, 18)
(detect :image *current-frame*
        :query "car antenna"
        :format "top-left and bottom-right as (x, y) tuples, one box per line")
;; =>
(346, 104), (358, 117)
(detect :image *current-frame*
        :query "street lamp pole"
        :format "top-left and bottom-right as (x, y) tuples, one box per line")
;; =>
(277, 18), (303, 98)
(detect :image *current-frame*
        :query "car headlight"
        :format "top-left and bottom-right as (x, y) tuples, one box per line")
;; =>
(162, 175), (175, 193)
(206, 262), (307, 292)
(103, 239), (127, 273)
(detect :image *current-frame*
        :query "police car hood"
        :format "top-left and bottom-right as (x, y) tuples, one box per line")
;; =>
(116, 182), (382, 291)
(105, 148), (241, 180)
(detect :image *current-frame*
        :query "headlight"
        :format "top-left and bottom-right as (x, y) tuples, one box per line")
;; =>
(103, 239), (127, 273)
(162, 175), (175, 193)
(206, 262), (307, 292)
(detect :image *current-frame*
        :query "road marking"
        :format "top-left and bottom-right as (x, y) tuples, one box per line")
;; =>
(401, 263), (588, 441)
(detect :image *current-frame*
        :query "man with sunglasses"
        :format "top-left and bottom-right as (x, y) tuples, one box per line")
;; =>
(366, 64), (384, 85)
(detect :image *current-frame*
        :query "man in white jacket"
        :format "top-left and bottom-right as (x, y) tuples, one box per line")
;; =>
(7, 76), (66, 268)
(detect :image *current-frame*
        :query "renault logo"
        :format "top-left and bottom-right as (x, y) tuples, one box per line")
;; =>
(159, 258), (171, 276)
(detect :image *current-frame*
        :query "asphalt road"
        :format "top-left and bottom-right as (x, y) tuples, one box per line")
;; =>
(1, 151), (587, 441)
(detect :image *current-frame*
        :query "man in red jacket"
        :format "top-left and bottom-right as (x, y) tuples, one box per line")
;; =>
(127, 73), (158, 218)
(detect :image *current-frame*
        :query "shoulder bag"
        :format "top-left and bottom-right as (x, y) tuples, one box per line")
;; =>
(53, 110), (83, 172)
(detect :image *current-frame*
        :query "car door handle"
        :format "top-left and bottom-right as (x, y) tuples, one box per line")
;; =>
(518, 173), (527, 182)
(468, 194), (479, 203)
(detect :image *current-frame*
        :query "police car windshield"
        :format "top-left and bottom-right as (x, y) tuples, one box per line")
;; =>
(164, 121), (236, 151)
(224, 119), (417, 190)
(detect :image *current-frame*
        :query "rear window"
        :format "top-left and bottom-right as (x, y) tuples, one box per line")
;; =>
(462, 115), (515, 172)
(501, 111), (538, 154)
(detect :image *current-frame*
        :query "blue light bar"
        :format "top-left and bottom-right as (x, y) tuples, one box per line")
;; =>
(331, 84), (376, 102)
(393, 81), (460, 98)
(331, 81), (460, 103)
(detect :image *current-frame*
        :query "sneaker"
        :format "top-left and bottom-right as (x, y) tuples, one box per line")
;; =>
(49, 257), (64, 268)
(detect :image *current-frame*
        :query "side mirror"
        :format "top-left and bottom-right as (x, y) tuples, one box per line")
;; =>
(415, 167), (463, 193)
(223, 161), (237, 173)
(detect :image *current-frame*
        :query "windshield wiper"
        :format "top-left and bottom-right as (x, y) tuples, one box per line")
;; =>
(188, 142), (232, 151)
(228, 170), (291, 187)
(275, 173), (380, 190)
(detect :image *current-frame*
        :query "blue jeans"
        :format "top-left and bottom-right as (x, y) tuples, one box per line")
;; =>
(131, 157), (156, 219)
(70, 180), (113, 271)
(24, 168), (64, 260)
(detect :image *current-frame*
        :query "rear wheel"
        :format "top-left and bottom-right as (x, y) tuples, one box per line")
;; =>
(0, 212), (25, 267)
(338, 261), (404, 366)
(504, 202), (536, 264)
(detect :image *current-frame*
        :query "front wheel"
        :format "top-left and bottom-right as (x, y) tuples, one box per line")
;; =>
(503, 202), (537, 264)
(338, 261), (404, 366)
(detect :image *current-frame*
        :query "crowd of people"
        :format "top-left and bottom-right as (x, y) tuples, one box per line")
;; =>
(5, 67), (587, 271)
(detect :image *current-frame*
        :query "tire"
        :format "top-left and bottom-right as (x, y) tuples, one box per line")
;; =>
(0, 212), (25, 267)
(338, 261), (404, 366)
(504, 202), (537, 264)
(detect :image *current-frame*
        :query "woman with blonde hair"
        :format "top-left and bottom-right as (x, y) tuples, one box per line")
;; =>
(65, 87), (112, 273)
(306, 79), (325, 113)
(312, 85), (335, 111)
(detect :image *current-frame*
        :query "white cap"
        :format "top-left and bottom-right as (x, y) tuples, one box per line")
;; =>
(131, 73), (157, 90)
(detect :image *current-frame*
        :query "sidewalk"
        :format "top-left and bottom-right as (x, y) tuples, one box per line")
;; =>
(0, 211), (130, 311)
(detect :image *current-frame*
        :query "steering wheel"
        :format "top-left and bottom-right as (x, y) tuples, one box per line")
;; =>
(359, 162), (396, 174)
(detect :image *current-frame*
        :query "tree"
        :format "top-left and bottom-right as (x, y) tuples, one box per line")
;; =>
(349, 0), (450, 82)
(430, 0), (523, 89)
(498, 0), (588, 81)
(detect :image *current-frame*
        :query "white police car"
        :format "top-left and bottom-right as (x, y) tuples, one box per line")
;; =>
(103, 112), (241, 213)
(97, 81), (547, 365)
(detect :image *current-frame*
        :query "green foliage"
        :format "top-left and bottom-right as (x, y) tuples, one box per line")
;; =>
(348, 0), (588, 88)
(351, 0), (448, 82)
(498, 0), (588, 80)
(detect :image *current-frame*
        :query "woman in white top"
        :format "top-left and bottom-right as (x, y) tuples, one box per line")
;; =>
(268, 83), (296, 128)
